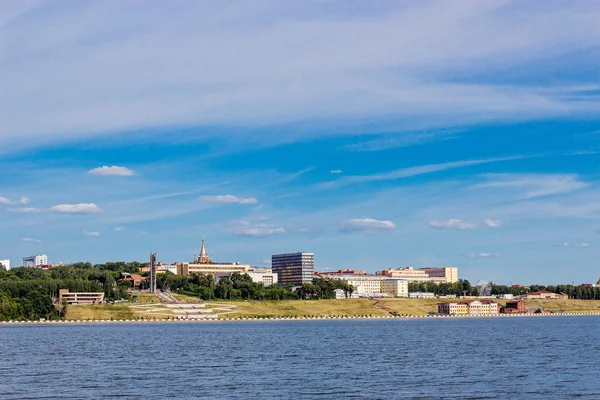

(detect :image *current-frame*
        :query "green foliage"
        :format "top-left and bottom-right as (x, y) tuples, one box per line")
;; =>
(0, 261), (143, 321)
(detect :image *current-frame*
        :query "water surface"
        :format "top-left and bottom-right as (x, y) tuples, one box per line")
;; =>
(1, 317), (599, 399)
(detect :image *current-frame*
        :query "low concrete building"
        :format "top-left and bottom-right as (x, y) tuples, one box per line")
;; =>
(214, 271), (278, 286)
(119, 273), (144, 288)
(0, 259), (10, 270)
(409, 292), (436, 299)
(333, 288), (359, 299)
(58, 289), (104, 305)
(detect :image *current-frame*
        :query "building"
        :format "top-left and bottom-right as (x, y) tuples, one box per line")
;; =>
(22, 254), (48, 267)
(176, 238), (252, 276)
(272, 252), (314, 286)
(377, 267), (457, 283)
(316, 269), (367, 276)
(58, 289), (104, 305)
(521, 291), (568, 300)
(409, 292), (436, 299)
(419, 267), (458, 283)
(326, 275), (409, 298)
(504, 300), (526, 314)
(214, 270), (278, 286)
(438, 300), (499, 315)
(333, 288), (359, 299)
(119, 273), (145, 288)
(0, 259), (10, 270)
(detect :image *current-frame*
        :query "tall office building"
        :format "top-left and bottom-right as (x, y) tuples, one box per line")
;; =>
(271, 252), (314, 286)
(22, 254), (48, 267)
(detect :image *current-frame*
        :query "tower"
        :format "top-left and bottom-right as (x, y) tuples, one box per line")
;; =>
(199, 237), (209, 264)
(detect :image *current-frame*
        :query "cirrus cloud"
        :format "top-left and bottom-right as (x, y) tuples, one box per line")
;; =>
(340, 218), (395, 234)
(562, 242), (590, 248)
(483, 218), (503, 228)
(465, 252), (501, 259)
(199, 195), (258, 205)
(49, 203), (102, 214)
(230, 221), (285, 237)
(88, 166), (134, 176)
(8, 207), (43, 213)
(83, 230), (100, 237)
(22, 237), (42, 243)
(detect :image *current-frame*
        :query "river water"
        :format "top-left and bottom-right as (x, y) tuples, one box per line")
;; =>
(1, 317), (599, 399)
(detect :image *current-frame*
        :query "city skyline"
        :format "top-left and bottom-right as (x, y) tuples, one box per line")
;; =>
(2, 1), (600, 284)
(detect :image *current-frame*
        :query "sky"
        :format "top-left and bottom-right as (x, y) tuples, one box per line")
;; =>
(1, 0), (600, 284)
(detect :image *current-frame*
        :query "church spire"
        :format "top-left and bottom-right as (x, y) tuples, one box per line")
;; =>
(199, 237), (209, 263)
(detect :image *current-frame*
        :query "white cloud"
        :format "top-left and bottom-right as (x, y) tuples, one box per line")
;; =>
(474, 174), (588, 199)
(2, 2), (600, 149)
(0, 196), (12, 204)
(87, 166), (134, 176)
(198, 195), (258, 205)
(49, 203), (102, 214)
(22, 237), (41, 243)
(482, 218), (503, 228)
(465, 252), (501, 259)
(330, 169), (342, 174)
(340, 218), (395, 234)
(19, 196), (30, 204)
(83, 230), (101, 237)
(562, 242), (591, 248)
(428, 219), (478, 230)
(230, 221), (286, 237)
(8, 207), (43, 213)
(114, 227), (125, 231)
(322, 157), (520, 189)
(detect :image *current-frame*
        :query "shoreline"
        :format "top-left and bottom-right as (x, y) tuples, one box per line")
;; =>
(2, 311), (600, 326)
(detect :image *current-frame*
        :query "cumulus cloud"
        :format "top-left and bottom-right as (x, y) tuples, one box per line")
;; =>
(83, 230), (101, 237)
(230, 221), (285, 237)
(330, 169), (342, 174)
(562, 242), (591, 248)
(465, 252), (501, 259)
(49, 203), (102, 214)
(428, 219), (478, 230)
(8, 207), (43, 213)
(88, 166), (134, 176)
(340, 218), (395, 234)
(482, 218), (503, 228)
(198, 195), (258, 205)
(22, 237), (41, 243)
(1, 196), (30, 205)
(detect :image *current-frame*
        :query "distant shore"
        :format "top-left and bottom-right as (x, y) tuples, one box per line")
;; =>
(3, 311), (600, 326)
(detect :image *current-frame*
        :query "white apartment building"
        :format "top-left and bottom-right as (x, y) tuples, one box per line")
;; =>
(334, 275), (409, 298)
(0, 259), (10, 270)
(22, 254), (48, 267)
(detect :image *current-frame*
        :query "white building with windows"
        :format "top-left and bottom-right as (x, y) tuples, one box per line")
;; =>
(0, 259), (10, 270)
(331, 275), (409, 298)
(22, 254), (48, 267)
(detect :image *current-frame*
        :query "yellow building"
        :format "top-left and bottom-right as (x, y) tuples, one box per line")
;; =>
(438, 300), (499, 315)
(176, 238), (252, 276)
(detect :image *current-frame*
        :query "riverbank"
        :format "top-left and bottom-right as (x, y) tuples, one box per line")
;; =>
(2, 311), (600, 326)
(5, 297), (600, 323)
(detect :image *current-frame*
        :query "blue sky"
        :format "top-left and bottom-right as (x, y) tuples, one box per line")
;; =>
(1, 1), (600, 284)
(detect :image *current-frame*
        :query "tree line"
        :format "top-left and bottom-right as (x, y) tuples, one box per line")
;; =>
(0, 261), (143, 321)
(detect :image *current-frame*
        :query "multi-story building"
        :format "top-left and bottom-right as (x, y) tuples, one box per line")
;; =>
(272, 252), (314, 286)
(325, 275), (409, 298)
(419, 267), (458, 283)
(58, 289), (105, 305)
(22, 254), (48, 267)
(0, 259), (10, 270)
(176, 238), (252, 276)
(438, 300), (499, 315)
(504, 300), (526, 314)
